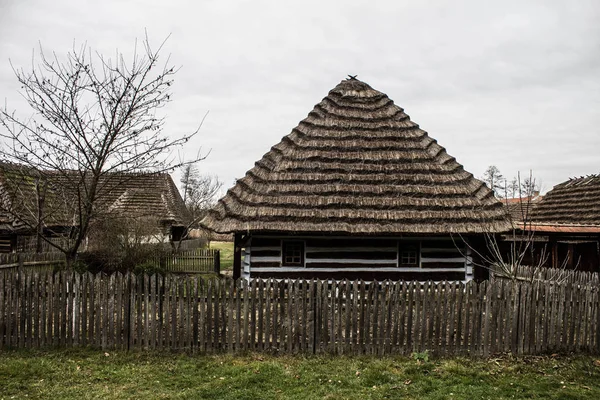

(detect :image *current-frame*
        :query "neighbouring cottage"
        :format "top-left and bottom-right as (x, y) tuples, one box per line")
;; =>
(0, 162), (191, 252)
(523, 175), (600, 272)
(502, 191), (543, 223)
(202, 77), (511, 281)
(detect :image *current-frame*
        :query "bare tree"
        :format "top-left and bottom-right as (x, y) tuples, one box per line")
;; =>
(85, 214), (166, 272)
(458, 171), (577, 283)
(482, 165), (505, 198)
(0, 35), (203, 266)
(504, 170), (541, 200)
(521, 175), (540, 198)
(180, 163), (222, 221)
(506, 177), (519, 199)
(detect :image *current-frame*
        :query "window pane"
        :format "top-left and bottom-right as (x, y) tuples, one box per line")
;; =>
(400, 244), (418, 266)
(282, 241), (304, 266)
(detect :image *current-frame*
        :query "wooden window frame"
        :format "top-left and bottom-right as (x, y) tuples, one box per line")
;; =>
(398, 241), (420, 268)
(281, 240), (305, 267)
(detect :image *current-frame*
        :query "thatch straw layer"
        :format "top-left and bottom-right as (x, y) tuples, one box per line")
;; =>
(532, 175), (600, 225)
(0, 162), (190, 231)
(203, 78), (510, 234)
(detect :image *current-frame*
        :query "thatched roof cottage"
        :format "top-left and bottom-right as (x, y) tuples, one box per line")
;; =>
(525, 175), (600, 271)
(203, 77), (511, 280)
(0, 162), (191, 252)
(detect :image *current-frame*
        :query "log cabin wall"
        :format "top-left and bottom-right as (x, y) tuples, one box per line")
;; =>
(248, 235), (471, 281)
(0, 234), (14, 253)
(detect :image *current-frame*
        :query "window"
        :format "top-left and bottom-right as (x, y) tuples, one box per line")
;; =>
(282, 240), (304, 266)
(399, 243), (419, 267)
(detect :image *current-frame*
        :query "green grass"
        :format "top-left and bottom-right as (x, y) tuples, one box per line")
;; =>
(210, 241), (235, 271)
(1, 350), (600, 399)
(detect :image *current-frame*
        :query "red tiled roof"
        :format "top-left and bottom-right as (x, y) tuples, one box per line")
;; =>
(502, 195), (543, 222)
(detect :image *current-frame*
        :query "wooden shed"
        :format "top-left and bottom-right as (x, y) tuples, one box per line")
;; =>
(202, 77), (510, 280)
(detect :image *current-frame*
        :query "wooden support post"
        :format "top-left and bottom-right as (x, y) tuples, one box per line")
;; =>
(17, 253), (24, 272)
(549, 237), (558, 269)
(567, 243), (574, 269)
(214, 250), (221, 275)
(10, 234), (17, 253)
(469, 236), (489, 282)
(233, 233), (242, 280)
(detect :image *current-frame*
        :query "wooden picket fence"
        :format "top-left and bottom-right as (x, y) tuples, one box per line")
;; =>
(0, 270), (599, 356)
(0, 248), (220, 275)
(491, 265), (600, 286)
(0, 252), (66, 272)
(151, 249), (220, 274)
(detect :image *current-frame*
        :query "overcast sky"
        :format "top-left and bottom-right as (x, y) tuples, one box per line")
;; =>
(1, 0), (599, 195)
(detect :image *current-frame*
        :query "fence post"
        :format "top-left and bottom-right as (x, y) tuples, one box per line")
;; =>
(17, 253), (23, 272)
(124, 272), (132, 351)
(214, 250), (221, 275)
(312, 279), (318, 354)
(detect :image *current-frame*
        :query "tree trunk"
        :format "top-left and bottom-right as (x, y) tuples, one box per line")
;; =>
(65, 250), (78, 270)
(35, 178), (46, 253)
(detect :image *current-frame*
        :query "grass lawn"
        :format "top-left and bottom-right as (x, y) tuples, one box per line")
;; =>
(210, 241), (235, 271)
(1, 350), (600, 399)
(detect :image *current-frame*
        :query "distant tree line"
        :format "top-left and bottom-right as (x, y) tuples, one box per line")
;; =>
(481, 166), (540, 199)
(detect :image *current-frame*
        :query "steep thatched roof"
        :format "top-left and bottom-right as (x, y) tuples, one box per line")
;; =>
(0, 162), (191, 233)
(203, 78), (510, 235)
(531, 175), (600, 226)
(101, 173), (191, 226)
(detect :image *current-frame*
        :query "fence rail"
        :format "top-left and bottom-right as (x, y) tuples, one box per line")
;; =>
(0, 253), (66, 272)
(0, 248), (220, 275)
(1, 271), (598, 356)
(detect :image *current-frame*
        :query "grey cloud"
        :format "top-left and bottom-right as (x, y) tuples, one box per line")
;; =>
(1, 0), (599, 193)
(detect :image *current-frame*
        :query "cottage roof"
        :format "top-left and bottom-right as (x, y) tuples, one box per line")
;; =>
(203, 78), (511, 235)
(0, 162), (191, 232)
(531, 175), (600, 226)
(502, 193), (543, 223)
